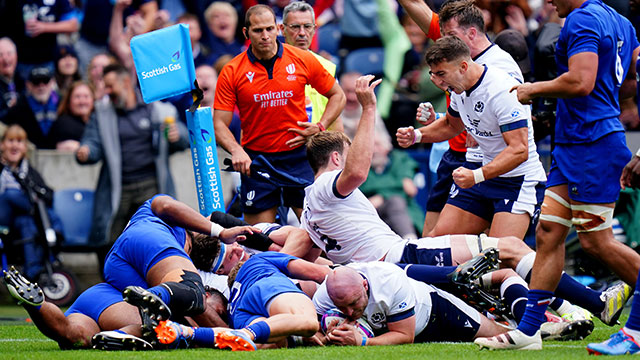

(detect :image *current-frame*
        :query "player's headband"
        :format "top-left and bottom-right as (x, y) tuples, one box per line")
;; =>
(211, 243), (227, 273)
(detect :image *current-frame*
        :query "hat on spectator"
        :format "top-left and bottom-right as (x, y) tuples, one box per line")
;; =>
(55, 44), (78, 62)
(28, 67), (52, 84)
(494, 29), (531, 74)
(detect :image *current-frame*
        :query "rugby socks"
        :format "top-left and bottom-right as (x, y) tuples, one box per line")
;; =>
(515, 252), (603, 314)
(398, 263), (458, 284)
(192, 327), (216, 346)
(148, 286), (171, 306)
(517, 289), (554, 336)
(245, 321), (271, 343)
(500, 276), (528, 323)
(623, 270), (640, 341)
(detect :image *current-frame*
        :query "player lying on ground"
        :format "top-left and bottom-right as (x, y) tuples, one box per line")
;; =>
(2, 267), (230, 350)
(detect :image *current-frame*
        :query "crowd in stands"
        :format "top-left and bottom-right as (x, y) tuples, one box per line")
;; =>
(1, 0), (640, 276)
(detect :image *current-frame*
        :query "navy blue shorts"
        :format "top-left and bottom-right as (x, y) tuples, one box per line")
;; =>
(415, 290), (481, 342)
(241, 147), (314, 214)
(447, 175), (545, 222)
(400, 239), (453, 267)
(426, 150), (468, 212)
(230, 276), (304, 329)
(547, 132), (631, 203)
(64, 282), (123, 323)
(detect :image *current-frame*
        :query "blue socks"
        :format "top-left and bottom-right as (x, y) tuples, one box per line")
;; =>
(192, 327), (216, 346)
(246, 321), (271, 343)
(398, 263), (458, 284)
(554, 273), (603, 314)
(148, 285), (171, 306)
(518, 289), (554, 336)
(625, 270), (640, 332)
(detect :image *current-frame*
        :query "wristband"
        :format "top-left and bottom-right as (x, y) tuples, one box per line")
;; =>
(361, 335), (367, 346)
(435, 112), (445, 119)
(636, 148), (640, 157)
(412, 129), (422, 145)
(317, 122), (326, 132)
(210, 222), (224, 238)
(472, 168), (485, 184)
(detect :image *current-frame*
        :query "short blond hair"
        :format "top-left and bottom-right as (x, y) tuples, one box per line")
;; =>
(205, 1), (237, 26)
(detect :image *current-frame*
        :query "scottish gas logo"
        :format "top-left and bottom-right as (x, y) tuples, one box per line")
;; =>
(140, 51), (183, 79)
(201, 129), (213, 143)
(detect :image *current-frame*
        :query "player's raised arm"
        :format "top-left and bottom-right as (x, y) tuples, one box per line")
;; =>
(335, 75), (381, 196)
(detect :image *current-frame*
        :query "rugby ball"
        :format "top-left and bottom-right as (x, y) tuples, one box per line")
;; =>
(320, 308), (374, 339)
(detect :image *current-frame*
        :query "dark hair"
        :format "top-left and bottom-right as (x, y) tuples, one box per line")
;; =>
(204, 286), (228, 308)
(102, 63), (129, 78)
(425, 36), (471, 66)
(438, 0), (485, 32)
(177, 12), (199, 23)
(244, 4), (276, 29)
(190, 233), (221, 271)
(306, 131), (352, 174)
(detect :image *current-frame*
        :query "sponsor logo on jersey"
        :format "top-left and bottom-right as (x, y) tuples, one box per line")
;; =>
(246, 71), (255, 83)
(464, 320), (473, 328)
(254, 90), (295, 108)
(370, 312), (385, 325)
(449, 184), (459, 198)
(474, 101), (484, 113)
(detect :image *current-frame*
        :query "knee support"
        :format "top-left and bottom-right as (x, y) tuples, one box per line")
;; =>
(571, 204), (614, 233)
(161, 270), (206, 316)
(539, 190), (573, 227)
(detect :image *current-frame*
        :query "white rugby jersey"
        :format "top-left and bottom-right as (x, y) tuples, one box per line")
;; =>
(312, 262), (432, 336)
(301, 170), (406, 264)
(450, 66), (546, 181)
(466, 44), (524, 163)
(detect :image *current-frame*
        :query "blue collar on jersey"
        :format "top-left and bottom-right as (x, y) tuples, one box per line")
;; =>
(465, 64), (488, 97)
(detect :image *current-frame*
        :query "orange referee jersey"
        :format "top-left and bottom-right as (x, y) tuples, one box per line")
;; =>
(214, 41), (335, 153)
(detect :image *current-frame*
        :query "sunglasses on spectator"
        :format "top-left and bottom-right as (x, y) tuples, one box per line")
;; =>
(30, 77), (51, 86)
(284, 23), (315, 32)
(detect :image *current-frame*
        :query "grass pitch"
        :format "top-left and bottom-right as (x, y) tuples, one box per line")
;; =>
(0, 305), (629, 359)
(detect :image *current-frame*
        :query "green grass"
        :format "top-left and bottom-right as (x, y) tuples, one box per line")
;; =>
(0, 306), (631, 359)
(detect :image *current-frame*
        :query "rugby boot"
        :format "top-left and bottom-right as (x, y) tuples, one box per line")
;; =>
(122, 286), (171, 346)
(3, 266), (43, 306)
(598, 282), (632, 326)
(91, 331), (153, 351)
(587, 329), (640, 355)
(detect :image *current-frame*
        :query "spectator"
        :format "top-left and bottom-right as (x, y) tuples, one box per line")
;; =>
(339, 71), (390, 141)
(75, 63), (188, 267)
(359, 131), (421, 239)
(23, 67), (59, 149)
(50, 81), (94, 151)
(109, 1), (149, 72)
(75, 0), (158, 73)
(0, 38), (24, 121)
(86, 53), (117, 103)
(54, 45), (81, 96)
(204, 2), (244, 65)
(0, 124), (63, 279)
(16, 0), (79, 81)
(178, 13), (215, 67)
